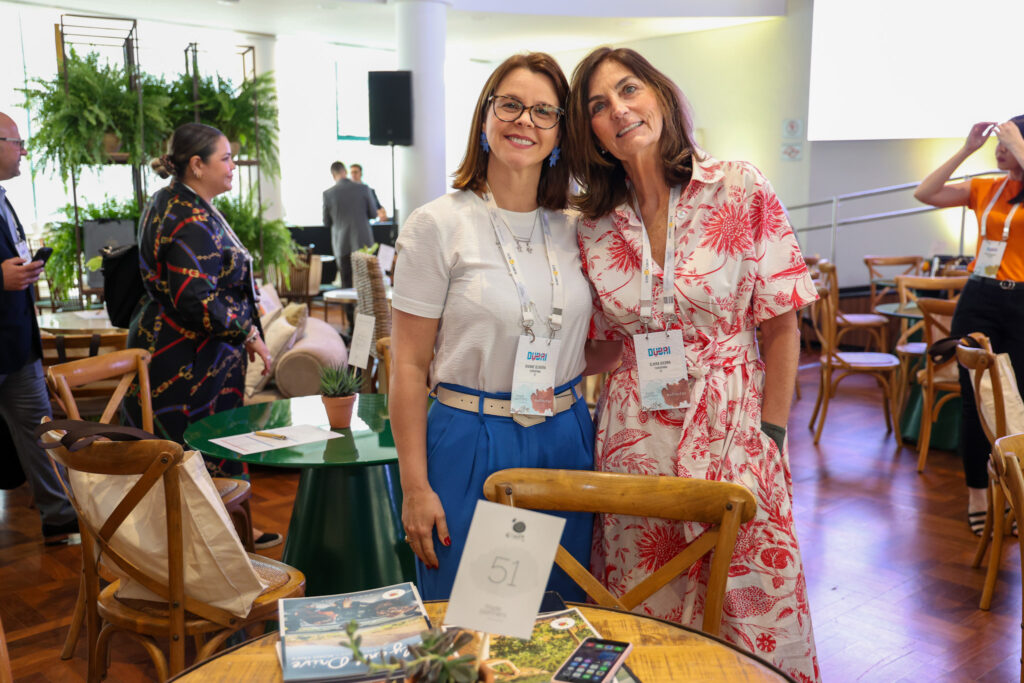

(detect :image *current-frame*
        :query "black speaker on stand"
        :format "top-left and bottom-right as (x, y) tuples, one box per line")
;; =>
(368, 71), (413, 226)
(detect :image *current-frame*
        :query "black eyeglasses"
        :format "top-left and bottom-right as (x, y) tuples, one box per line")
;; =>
(488, 95), (563, 130)
(0, 137), (26, 151)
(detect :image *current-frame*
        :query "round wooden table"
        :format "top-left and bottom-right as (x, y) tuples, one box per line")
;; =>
(169, 602), (793, 682)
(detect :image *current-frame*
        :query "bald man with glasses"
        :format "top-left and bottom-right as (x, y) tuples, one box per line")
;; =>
(0, 111), (77, 545)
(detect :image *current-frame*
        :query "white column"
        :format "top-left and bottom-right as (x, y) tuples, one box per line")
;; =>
(395, 0), (450, 226)
(251, 35), (284, 221)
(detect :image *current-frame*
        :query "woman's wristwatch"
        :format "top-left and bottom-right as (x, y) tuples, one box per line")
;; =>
(760, 421), (787, 452)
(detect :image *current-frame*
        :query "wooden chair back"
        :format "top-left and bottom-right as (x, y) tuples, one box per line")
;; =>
(916, 297), (958, 376)
(46, 348), (152, 432)
(39, 428), (243, 677)
(352, 251), (392, 392)
(40, 332), (128, 366)
(864, 255), (924, 308)
(482, 468), (757, 636)
(893, 275), (967, 349)
(957, 334), (1006, 446)
(812, 262), (842, 360)
(376, 336), (392, 393)
(994, 433), (1024, 682)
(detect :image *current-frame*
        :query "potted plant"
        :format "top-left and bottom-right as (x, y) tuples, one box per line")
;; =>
(319, 363), (361, 429)
(344, 621), (495, 683)
(22, 51), (171, 183)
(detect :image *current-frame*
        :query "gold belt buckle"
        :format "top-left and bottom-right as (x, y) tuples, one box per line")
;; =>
(512, 413), (546, 427)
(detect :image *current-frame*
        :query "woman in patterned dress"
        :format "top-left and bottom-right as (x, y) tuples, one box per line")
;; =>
(124, 123), (280, 548)
(565, 47), (820, 682)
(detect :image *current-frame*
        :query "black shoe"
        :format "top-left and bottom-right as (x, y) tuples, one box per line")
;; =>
(43, 518), (79, 546)
(254, 532), (283, 550)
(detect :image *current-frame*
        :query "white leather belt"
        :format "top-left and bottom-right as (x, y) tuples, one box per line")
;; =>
(435, 382), (583, 427)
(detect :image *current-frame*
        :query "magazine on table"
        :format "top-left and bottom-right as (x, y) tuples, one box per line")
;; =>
(460, 607), (642, 683)
(277, 582), (430, 682)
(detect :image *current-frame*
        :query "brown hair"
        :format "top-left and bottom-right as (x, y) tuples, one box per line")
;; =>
(566, 47), (701, 220)
(451, 52), (570, 211)
(150, 123), (223, 179)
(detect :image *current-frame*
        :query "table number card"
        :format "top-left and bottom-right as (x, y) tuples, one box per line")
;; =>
(444, 500), (565, 639)
(348, 312), (375, 370)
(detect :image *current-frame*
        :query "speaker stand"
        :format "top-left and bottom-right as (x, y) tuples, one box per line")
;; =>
(389, 142), (398, 227)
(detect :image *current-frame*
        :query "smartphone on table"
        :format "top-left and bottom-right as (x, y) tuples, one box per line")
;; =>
(31, 246), (53, 265)
(552, 637), (633, 683)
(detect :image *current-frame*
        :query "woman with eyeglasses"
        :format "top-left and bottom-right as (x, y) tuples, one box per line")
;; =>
(565, 47), (819, 681)
(389, 53), (597, 600)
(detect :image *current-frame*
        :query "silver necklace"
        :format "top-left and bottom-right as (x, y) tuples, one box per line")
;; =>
(506, 209), (539, 253)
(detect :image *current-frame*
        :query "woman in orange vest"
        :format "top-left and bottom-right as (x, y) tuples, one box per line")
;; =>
(914, 116), (1024, 535)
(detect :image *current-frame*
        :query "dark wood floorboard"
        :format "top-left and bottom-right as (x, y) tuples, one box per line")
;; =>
(1, 344), (1020, 682)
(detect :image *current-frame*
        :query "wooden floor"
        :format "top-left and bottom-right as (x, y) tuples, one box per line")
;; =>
(2, 353), (1020, 682)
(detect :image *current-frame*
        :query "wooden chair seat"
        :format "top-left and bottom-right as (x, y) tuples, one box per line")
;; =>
(916, 365), (959, 387)
(214, 478), (250, 505)
(98, 554), (301, 635)
(830, 351), (901, 369)
(896, 341), (927, 356)
(837, 312), (888, 327)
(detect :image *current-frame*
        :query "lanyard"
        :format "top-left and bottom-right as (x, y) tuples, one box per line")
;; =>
(181, 182), (259, 305)
(631, 183), (682, 332)
(482, 185), (563, 341)
(980, 176), (1022, 242)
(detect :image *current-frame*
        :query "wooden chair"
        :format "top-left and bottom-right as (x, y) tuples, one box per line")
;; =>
(913, 298), (961, 472)
(864, 255), (924, 310)
(46, 349), (255, 661)
(40, 332), (128, 418)
(482, 468), (756, 636)
(809, 262), (902, 445)
(816, 258), (889, 352)
(891, 275), (967, 416)
(0, 614), (12, 683)
(276, 249), (322, 311)
(376, 336), (392, 393)
(38, 431), (305, 682)
(352, 251), (392, 393)
(993, 434), (1024, 682)
(957, 334), (1024, 610)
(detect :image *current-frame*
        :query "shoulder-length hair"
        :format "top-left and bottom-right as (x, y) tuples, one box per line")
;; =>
(451, 52), (570, 211)
(566, 47), (701, 220)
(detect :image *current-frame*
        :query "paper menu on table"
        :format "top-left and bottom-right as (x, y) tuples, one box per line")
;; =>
(208, 425), (342, 455)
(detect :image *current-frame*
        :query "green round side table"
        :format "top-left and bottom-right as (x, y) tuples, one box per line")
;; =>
(184, 393), (414, 596)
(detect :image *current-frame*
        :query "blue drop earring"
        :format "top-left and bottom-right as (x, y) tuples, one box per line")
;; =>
(548, 146), (561, 168)
(480, 132), (490, 153)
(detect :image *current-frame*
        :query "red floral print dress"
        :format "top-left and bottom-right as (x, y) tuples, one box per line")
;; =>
(579, 155), (820, 683)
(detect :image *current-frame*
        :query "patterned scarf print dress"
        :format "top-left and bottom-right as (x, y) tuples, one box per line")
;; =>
(125, 181), (260, 479)
(579, 155), (820, 683)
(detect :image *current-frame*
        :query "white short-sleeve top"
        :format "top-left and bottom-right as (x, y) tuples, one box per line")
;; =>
(393, 189), (591, 392)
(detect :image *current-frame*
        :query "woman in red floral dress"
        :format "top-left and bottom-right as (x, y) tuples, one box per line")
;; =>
(566, 47), (820, 682)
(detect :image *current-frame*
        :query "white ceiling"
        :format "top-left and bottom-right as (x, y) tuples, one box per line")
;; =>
(9, 0), (784, 61)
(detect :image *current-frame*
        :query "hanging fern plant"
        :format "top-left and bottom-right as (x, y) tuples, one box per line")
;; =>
(21, 51), (172, 183)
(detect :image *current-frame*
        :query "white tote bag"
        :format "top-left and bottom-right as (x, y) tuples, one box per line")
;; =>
(69, 449), (266, 617)
(970, 352), (1024, 437)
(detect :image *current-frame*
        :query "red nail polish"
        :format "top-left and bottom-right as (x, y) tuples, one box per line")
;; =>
(443, 536), (451, 547)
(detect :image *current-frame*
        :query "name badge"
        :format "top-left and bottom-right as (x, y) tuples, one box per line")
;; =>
(15, 239), (30, 262)
(975, 239), (1008, 279)
(444, 500), (565, 639)
(511, 335), (560, 417)
(347, 312), (375, 370)
(633, 329), (689, 411)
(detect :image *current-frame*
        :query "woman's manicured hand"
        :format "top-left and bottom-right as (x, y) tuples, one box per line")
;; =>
(402, 487), (449, 569)
(245, 335), (272, 375)
(963, 121), (996, 154)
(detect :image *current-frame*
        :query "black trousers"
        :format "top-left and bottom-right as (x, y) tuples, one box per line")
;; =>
(949, 278), (1024, 488)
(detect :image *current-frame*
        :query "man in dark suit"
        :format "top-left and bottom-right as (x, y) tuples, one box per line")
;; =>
(0, 111), (76, 543)
(323, 161), (376, 290)
(349, 163), (388, 221)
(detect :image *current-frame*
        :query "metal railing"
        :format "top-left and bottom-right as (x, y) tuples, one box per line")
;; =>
(787, 169), (1000, 263)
